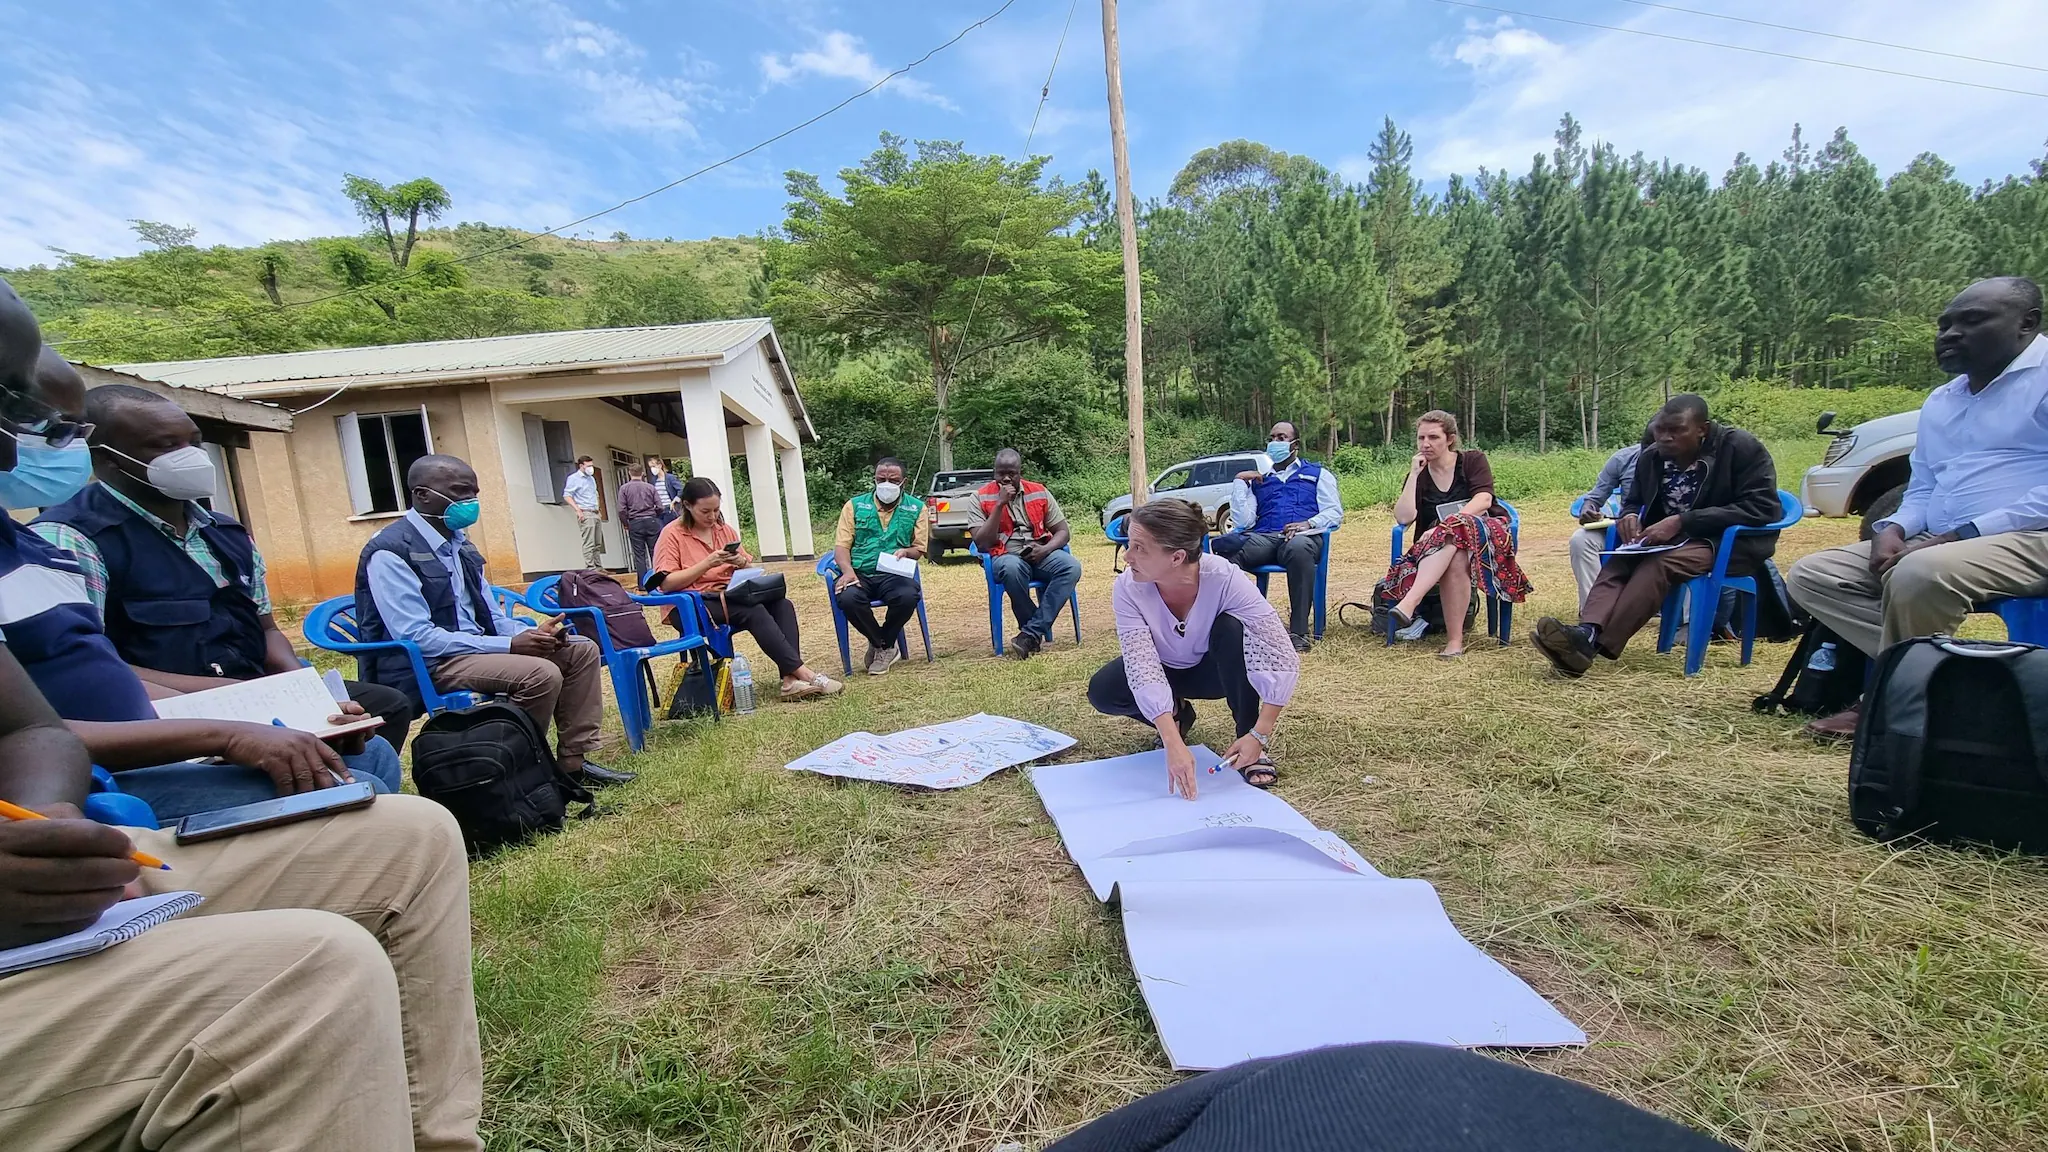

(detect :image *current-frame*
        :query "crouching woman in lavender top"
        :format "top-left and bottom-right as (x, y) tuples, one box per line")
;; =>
(1087, 499), (1300, 798)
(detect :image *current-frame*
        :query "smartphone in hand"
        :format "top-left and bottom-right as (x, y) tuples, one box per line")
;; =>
(722, 540), (742, 554)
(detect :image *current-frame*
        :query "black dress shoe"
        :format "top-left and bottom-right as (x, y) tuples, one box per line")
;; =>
(570, 761), (637, 788)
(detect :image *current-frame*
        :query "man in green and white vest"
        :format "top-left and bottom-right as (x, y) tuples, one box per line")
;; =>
(832, 457), (931, 675)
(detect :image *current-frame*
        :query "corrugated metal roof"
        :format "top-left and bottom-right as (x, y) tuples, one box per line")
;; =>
(104, 318), (775, 391)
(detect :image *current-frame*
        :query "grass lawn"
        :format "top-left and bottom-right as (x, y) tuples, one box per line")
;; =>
(437, 489), (2048, 1152)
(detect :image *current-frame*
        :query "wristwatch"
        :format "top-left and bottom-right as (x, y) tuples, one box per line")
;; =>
(1249, 728), (1272, 748)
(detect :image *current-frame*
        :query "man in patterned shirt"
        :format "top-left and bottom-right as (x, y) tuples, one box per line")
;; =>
(32, 377), (416, 746)
(1533, 394), (1782, 676)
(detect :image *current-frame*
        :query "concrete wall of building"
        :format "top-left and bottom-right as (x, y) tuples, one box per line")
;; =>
(489, 388), (686, 577)
(242, 384), (501, 606)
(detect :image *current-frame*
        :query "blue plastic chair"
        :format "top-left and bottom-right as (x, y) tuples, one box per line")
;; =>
(1242, 525), (1337, 640)
(84, 765), (160, 829)
(816, 554), (934, 676)
(968, 542), (1083, 655)
(303, 596), (483, 715)
(1390, 503), (1519, 647)
(1655, 489), (1804, 676)
(522, 574), (718, 752)
(636, 570), (735, 660)
(1977, 598), (2048, 645)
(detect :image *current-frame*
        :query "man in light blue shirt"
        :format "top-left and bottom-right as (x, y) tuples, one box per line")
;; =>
(359, 454), (633, 787)
(562, 454), (604, 569)
(1212, 421), (1344, 651)
(1790, 277), (2048, 737)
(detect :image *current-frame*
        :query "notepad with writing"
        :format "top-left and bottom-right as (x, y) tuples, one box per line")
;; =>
(0, 891), (204, 976)
(150, 667), (382, 741)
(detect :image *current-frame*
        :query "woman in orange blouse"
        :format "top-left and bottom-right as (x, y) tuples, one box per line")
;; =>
(649, 478), (841, 701)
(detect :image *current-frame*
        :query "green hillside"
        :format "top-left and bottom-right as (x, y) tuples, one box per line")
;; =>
(7, 225), (771, 365)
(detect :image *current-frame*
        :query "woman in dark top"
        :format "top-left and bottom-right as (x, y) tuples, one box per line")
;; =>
(1375, 411), (1532, 656)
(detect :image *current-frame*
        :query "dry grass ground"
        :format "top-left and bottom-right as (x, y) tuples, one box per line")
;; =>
(447, 503), (2048, 1152)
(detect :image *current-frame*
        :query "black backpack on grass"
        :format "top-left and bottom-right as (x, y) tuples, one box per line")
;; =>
(1848, 635), (2048, 852)
(410, 700), (596, 857)
(1753, 619), (1867, 718)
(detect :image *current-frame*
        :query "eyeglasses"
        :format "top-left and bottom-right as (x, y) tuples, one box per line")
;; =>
(0, 390), (93, 448)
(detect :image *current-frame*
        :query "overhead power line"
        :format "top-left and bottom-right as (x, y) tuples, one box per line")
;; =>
(52, 0), (1025, 352)
(1433, 0), (2048, 100)
(1615, 0), (2048, 75)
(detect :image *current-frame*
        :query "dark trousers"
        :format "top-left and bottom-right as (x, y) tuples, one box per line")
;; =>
(626, 517), (663, 580)
(1213, 531), (1322, 638)
(1580, 540), (1715, 657)
(342, 678), (416, 755)
(1049, 1041), (1732, 1152)
(1088, 612), (1261, 737)
(703, 595), (806, 678)
(833, 571), (922, 648)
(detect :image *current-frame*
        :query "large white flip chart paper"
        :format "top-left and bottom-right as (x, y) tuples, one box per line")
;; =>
(1029, 748), (1585, 1069)
(787, 714), (1074, 789)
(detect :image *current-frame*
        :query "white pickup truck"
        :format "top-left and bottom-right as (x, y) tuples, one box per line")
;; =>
(1800, 408), (1920, 539)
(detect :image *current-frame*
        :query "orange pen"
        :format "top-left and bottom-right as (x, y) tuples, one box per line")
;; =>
(0, 799), (171, 870)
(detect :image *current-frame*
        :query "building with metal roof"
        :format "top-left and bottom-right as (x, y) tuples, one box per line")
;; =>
(102, 318), (818, 603)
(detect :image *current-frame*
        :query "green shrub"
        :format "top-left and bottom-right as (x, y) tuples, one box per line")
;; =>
(1702, 380), (1927, 442)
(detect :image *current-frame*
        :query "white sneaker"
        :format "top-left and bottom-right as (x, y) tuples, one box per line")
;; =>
(811, 673), (843, 696)
(869, 645), (901, 676)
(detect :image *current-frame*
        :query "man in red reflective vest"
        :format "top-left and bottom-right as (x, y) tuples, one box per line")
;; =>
(969, 448), (1080, 659)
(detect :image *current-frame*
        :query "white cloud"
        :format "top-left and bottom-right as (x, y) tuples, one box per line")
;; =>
(759, 30), (957, 110)
(519, 0), (710, 134)
(1419, 0), (2048, 184)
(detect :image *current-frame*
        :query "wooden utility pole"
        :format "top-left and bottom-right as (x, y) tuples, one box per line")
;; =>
(1102, 0), (1148, 508)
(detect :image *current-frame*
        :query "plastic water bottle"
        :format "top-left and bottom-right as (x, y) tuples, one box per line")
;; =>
(1808, 641), (1837, 674)
(730, 654), (757, 715)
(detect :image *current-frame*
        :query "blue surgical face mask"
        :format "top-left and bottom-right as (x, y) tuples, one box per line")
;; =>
(0, 425), (93, 509)
(1267, 439), (1293, 463)
(422, 487), (481, 531)
(442, 499), (482, 531)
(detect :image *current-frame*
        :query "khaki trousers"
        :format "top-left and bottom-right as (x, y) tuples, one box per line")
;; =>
(578, 514), (604, 569)
(432, 639), (605, 756)
(1786, 532), (2048, 657)
(0, 795), (481, 1151)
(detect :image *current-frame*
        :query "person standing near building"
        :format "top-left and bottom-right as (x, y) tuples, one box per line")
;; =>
(562, 454), (604, 570)
(646, 455), (683, 526)
(616, 463), (664, 580)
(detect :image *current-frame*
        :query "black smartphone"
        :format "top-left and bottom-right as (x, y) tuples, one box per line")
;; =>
(174, 782), (376, 844)
(722, 540), (742, 554)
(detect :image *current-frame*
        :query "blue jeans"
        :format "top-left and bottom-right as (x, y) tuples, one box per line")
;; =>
(111, 735), (405, 827)
(991, 549), (1082, 641)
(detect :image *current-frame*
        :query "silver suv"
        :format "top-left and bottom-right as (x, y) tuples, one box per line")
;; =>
(1801, 409), (1919, 539)
(1100, 452), (1274, 536)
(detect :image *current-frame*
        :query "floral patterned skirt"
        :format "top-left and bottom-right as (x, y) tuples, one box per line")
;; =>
(1376, 513), (1533, 606)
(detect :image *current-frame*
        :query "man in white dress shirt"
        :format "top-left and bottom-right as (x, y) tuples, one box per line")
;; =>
(1789, 276), (2048, 739)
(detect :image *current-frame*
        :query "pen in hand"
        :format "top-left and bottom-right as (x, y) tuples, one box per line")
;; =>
(0, 799), (171, 870)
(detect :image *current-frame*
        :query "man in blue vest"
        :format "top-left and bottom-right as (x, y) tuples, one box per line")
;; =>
(1212, 421), (1345, 651)
(33, 380), (417, 748)
(0, 280), (403, 823)
(357, 453), (633, 789)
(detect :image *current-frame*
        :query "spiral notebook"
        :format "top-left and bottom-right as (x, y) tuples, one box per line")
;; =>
(0, 891), (204, 976)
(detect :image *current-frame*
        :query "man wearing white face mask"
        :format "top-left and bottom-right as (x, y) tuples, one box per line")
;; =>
(1213, 421), (1344, 652)
(831, 457), (930, 675)
(33, 381), (418, 747)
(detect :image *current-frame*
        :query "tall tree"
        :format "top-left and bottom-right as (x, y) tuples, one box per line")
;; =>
(769, 135), (1121, 469)
(341, 175), (453, 269)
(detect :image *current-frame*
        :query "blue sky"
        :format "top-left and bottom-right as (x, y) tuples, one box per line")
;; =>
(3, 0), (2044, 266)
